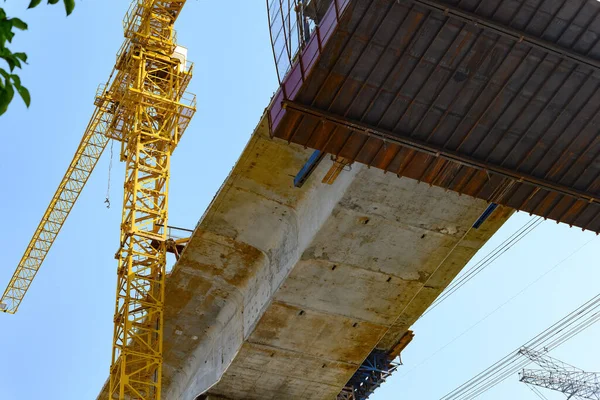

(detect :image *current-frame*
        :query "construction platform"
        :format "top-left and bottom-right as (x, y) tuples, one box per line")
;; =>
(270, 0), (600, 233)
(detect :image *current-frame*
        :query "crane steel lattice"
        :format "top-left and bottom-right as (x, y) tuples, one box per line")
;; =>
(519, 348), (600, 400)
(0, 107), (110, 313)
(1, 1), (195, 399)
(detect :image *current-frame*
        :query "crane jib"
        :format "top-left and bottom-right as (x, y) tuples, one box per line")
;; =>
(1, 107), (112, 314)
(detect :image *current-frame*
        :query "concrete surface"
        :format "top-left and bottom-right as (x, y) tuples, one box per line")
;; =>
(98, 112), (511, 400)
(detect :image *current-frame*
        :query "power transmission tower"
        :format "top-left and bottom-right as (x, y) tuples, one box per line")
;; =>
(518, 347), (600, 400)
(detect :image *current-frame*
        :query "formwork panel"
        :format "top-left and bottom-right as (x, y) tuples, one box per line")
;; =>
(269, 0), (600, 233)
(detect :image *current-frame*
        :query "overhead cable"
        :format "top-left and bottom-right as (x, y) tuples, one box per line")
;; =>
(400, 237), (592, 382)
(422, 216), (542, 318)
(442, 290), (600, 399)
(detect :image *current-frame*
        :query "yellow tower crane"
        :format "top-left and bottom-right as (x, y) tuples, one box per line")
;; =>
(0, 1), (195, 399)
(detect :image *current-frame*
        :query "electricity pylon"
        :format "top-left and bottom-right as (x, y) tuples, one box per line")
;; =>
(519, 347), (600, 400)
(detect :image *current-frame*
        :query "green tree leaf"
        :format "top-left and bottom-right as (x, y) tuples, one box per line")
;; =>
(0, 23), (16, 43)
(0, 90), (9, 115)
(9, 55), (21, 69)
(13, 52), (27, 63)
(4, 56), (16, 71)
(6, 82), (14, 102)
(1, 1), (75, 116)
(16, 84), (30, 107)
(10, 18), (28, 31)
(64, 0), (75, 15)
(0, 82), (15, 114)
(10, 73), (21, 87)
(28, 0), (43, 9)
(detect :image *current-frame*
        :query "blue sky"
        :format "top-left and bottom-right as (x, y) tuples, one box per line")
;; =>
(0, 2), (598, 400)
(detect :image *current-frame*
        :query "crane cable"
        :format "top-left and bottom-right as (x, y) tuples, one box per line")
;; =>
(422, 216), (543, 318)
(104, 139), (114, 209)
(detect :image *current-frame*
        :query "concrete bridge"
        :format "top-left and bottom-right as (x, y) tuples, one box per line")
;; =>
(99, 113), (510, 400)
(99, 0), (600, 397)
(164, 116), (510, 400)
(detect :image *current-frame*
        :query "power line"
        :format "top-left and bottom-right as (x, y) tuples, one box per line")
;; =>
(399, 237), (593, 381)
(422, 216), (542, 318)
(442, 289), (600, 399)
(519, 348), (600, 400)
(528, 385), (549, 400)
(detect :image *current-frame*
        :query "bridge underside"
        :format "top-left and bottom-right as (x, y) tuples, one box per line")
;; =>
(98, 113), (511, 400)
(200, 130), (510, 400)
(269, 0), (600, 233)
(117, 114), (509, 400)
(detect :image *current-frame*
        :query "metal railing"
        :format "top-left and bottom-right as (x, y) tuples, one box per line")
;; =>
(267, 0), (327, 83)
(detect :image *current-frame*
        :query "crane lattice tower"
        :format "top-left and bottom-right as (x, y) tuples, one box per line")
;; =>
(1, 1), (196, 399)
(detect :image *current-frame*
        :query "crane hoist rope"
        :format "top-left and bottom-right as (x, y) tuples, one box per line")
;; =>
(106, 138), (115, 209)
(1, 1), (196, 399)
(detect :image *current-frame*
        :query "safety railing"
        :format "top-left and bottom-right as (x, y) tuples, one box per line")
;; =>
(266, 0), (350, 132)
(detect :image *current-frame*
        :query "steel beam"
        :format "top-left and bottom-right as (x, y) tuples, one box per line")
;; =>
(294, 150), (326, 187)
(406, 0), (600, 72)
(472, 203), (498, 229)
(282, 100), (600, 206)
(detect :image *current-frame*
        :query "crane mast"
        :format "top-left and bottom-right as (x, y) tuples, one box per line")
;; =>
(1, 1), (195, 398)
(107, 1), (195, 397)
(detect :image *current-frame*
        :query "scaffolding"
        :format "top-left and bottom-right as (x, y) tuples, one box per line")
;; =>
(338, 350), (401, 400)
